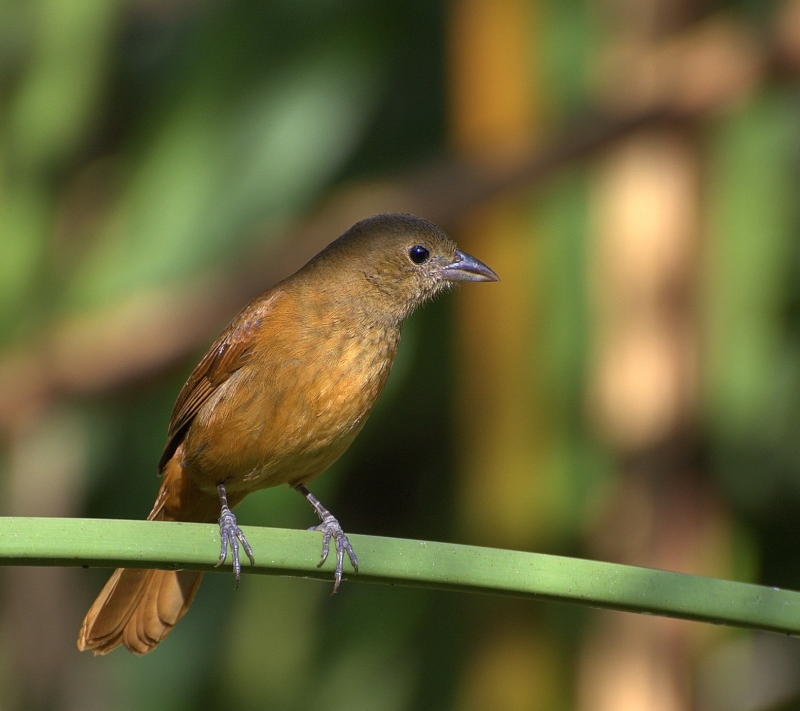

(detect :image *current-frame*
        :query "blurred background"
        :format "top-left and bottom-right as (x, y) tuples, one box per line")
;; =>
(2, 0), (800, 708)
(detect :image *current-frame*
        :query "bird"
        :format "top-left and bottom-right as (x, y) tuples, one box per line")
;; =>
(77, 213), (498, 655)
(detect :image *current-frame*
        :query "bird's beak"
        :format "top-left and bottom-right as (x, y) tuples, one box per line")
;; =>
(440, 250), (500, 283)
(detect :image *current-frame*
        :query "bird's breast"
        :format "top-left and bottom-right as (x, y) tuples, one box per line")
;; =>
(183, 320), (400, 493)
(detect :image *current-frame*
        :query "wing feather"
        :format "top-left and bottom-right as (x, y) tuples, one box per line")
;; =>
(157, 292), (277, 472)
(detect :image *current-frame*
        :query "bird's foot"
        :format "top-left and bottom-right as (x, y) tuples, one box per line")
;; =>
(309, 512), (358, 595)
(294, 483), (357, 594)
(215, 504), (255, 588)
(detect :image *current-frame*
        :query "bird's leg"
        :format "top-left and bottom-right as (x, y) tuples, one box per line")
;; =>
(294, 484), (358, 594)
(214, 482), (255, 587)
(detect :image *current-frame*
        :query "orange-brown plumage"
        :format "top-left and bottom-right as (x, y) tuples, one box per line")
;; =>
(78, 213), (498, 655)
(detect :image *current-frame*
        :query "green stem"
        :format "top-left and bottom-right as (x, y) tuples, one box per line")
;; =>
(2, 517), (797, 635)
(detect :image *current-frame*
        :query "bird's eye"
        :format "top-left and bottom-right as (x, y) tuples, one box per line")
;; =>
(409, 245), (430, 264)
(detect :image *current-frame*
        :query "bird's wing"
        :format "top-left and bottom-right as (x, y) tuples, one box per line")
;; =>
(157, 294), (276, 473)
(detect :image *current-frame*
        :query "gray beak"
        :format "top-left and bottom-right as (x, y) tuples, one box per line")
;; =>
(440, 249), (500, 283)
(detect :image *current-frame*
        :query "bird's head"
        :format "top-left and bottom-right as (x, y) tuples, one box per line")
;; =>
(304, 213), (499, 325)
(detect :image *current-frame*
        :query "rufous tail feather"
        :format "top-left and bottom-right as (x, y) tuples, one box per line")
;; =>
(77, 567), (203, 655)
(78, 455), (217, 655)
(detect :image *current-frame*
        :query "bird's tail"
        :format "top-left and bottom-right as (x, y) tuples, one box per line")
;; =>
(78, 456), (218, 655)
(77, 567), (203, 655)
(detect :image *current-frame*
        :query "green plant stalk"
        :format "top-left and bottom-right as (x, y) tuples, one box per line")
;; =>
(1, 516), (798, 635)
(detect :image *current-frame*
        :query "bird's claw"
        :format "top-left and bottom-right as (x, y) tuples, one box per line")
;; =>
(309, 513), (358, 594)
(215, 505), (255, 588)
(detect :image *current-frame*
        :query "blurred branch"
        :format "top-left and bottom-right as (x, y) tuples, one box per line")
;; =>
(4, 516), (800, 635)
(2, 0), (800, 431)
(0, 110), (661, 435)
